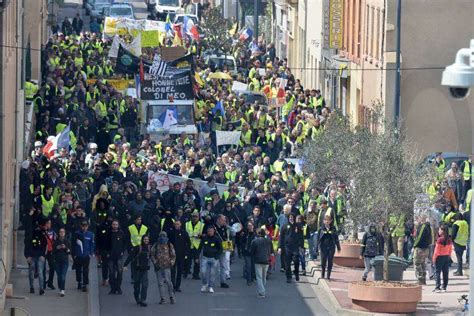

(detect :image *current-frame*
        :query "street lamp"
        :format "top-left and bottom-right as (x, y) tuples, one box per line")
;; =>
(441, 38), (474, 303)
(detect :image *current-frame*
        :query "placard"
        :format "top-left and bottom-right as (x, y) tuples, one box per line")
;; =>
(140, 70), (194, 101)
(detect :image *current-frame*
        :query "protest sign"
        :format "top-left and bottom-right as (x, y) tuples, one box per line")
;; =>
(147, 171), (245, 197)
(140, 70), (194, 101)
(216, 131), (241, 147)
(231, 81), (248, 92)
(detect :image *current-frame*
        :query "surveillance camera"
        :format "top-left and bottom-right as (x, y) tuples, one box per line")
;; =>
(448, 87), (470, 100)
(441, 39), (474, 100)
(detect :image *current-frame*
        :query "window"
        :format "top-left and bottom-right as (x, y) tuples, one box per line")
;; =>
(371, 6), (375, 57)
(375, 9), (380, 60)
(364, 5), (369, 56)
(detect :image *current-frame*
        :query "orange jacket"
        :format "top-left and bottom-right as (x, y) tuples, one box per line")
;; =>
(432, 238), (453, 263)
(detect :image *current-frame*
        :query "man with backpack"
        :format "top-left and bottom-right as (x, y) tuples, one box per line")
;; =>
(360, 224), (384, 281)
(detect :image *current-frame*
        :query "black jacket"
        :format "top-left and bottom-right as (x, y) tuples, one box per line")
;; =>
(96, 221), (111, 252)
(124, 244), (151, 271)
(250, 236), (272, 264)
(108, 229), (127, 260)
(279, 223), (304, 253)
(360, 231), (384, 257)
(413, 223), (432, 249)
(199, 235), (222, 259)
(241, 231), (256, 256)
(317, 225), (341, 252)
(169, 228), (191, 260)
(24, 227), (48, 258)
(53, 237), (71, 263)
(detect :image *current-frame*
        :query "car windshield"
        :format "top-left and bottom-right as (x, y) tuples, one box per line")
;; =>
(159, 0), (179, 6)
(243, 93), (267, 105)
(110, 7), (132, 16)
(208, 58), (235, 71)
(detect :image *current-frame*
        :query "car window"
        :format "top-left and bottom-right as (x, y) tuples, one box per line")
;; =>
(110, 7), (132, 16)
(159, 0), (179, 6)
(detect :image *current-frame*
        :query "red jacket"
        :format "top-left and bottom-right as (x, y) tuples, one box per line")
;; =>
(432, 238), (453, 262)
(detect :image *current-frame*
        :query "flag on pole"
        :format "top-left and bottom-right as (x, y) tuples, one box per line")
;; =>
(183, 16), (199, 41)
(229, 22), (238, 36)
(43, 135), (59, 158)
(139, 58), (145, 82)
(239, 28), (253, 42)
(57, 124), (71, 150)
(159, 108), (178, 129)
(165, 14), (174, 38)
(149, 54), (168, 77)
(211, 100), (225, 117)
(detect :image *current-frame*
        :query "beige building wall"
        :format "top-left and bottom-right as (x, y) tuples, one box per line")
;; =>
(24, 0), (48, 81)
(304, 0), (323, 90)
(399, 0), (474, 156)
(0, 0), (23, 304)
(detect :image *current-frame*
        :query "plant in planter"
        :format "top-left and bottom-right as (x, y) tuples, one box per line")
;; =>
(302, 108), (435, 313)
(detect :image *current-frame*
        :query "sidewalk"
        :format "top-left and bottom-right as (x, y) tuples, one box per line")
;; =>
(307, 259), (469, 315)
(4, 231), (88, 316)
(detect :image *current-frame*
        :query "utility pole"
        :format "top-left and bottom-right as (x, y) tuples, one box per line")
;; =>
(394, 0), (401, 125)
(254, 0), (259, 39)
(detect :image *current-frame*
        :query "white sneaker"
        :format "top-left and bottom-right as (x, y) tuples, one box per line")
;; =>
(201, 285), (208, 293)
(208, 287), (214, 293)
(60, 290), (65, 297)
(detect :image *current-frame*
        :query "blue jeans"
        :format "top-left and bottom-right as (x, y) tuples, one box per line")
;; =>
(55, 260), (69, 291)
(299, 249), (306, 271)
(28, 256), (45, 290)
(243, 255), (255, 282)
(308, 232), (318, 259)
(201, 256), (218, 288)
(255, 264), (269, 296)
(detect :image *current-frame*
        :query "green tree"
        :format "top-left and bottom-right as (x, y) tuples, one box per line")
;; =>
(301, 109), (435, 281)
(200, 6), (234, 56)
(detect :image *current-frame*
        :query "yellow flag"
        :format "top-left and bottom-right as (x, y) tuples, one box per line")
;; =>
(172, 32), (183, 47)
(195, 72), (205, 87)
(229, 22), (238, 36)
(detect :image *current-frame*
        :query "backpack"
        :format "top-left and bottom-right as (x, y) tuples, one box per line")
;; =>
(364, 234), (379, 257)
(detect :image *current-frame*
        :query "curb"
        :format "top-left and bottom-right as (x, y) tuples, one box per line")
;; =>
(88, 257), (100, 316)
(306, 260), (410, 316)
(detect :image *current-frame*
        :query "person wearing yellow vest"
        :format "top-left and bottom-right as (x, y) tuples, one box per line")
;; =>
(24, 80), (38, 102)
(39, 186), (55, 217)
(388, 214), (406, 258)
(461, 156), (473, 201)
(185, 211), (204, 279)
(273, 152), (288, 173)
(452, 213), (468, 276)
(240, 123), (252, 147)
(128, 215), (148, 283)
(413, 215), (432, 285)
(465, 188), (473, 212)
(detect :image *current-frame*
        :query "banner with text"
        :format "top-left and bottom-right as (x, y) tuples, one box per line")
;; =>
(216, 131), (242, 147)
(147, 171), (245, 197)
(140, 70), (194, 101)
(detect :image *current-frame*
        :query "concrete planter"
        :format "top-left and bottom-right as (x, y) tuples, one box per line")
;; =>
(348, 282), (422, 314)
(334, 243), (364, 268)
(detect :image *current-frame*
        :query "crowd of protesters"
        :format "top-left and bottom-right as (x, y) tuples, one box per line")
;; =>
(20, 7), (471, 308)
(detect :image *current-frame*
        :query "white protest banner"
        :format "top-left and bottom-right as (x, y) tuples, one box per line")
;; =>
(285, 158), (303, 175)
(231, 81), (248, 92)
(216, 131), (242, 147)
(148, 171), (246, 197)
(147, 171), (171, 191)
(258, 68), (266, 76)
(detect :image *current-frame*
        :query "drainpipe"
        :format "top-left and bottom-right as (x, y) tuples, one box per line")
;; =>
(0, 0), (6, 273)
(393, 0), (401, 125)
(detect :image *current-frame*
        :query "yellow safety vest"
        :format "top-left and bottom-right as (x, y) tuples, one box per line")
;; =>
(454, 220), (468, 246)
(128, 224), (148, 247)
(186, 221), (204, 249)
(463, 161), (472, 181)
(240, 130), (252, 146)
(160, 218), (175, 230)
(41, 195), (55, 217)
(273, 160), (285, 173)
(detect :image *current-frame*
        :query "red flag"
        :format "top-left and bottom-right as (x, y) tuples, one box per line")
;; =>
(139, 58), (144, 82)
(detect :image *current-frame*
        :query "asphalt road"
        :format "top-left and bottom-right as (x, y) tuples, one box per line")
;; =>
(98, 256), (331, 316)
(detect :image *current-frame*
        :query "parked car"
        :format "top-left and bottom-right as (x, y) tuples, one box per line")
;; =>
(85, 0), (112, 21)
(423, 152), (469, 170)
(236, 91), (269, 108)
(205, 54), (237, 74)
(108, 3), (135, 19)
(174, 14), (199, 25)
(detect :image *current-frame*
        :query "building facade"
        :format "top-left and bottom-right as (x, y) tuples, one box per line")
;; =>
(272, 0), (473, 155)
(0, 0), (48, 308)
